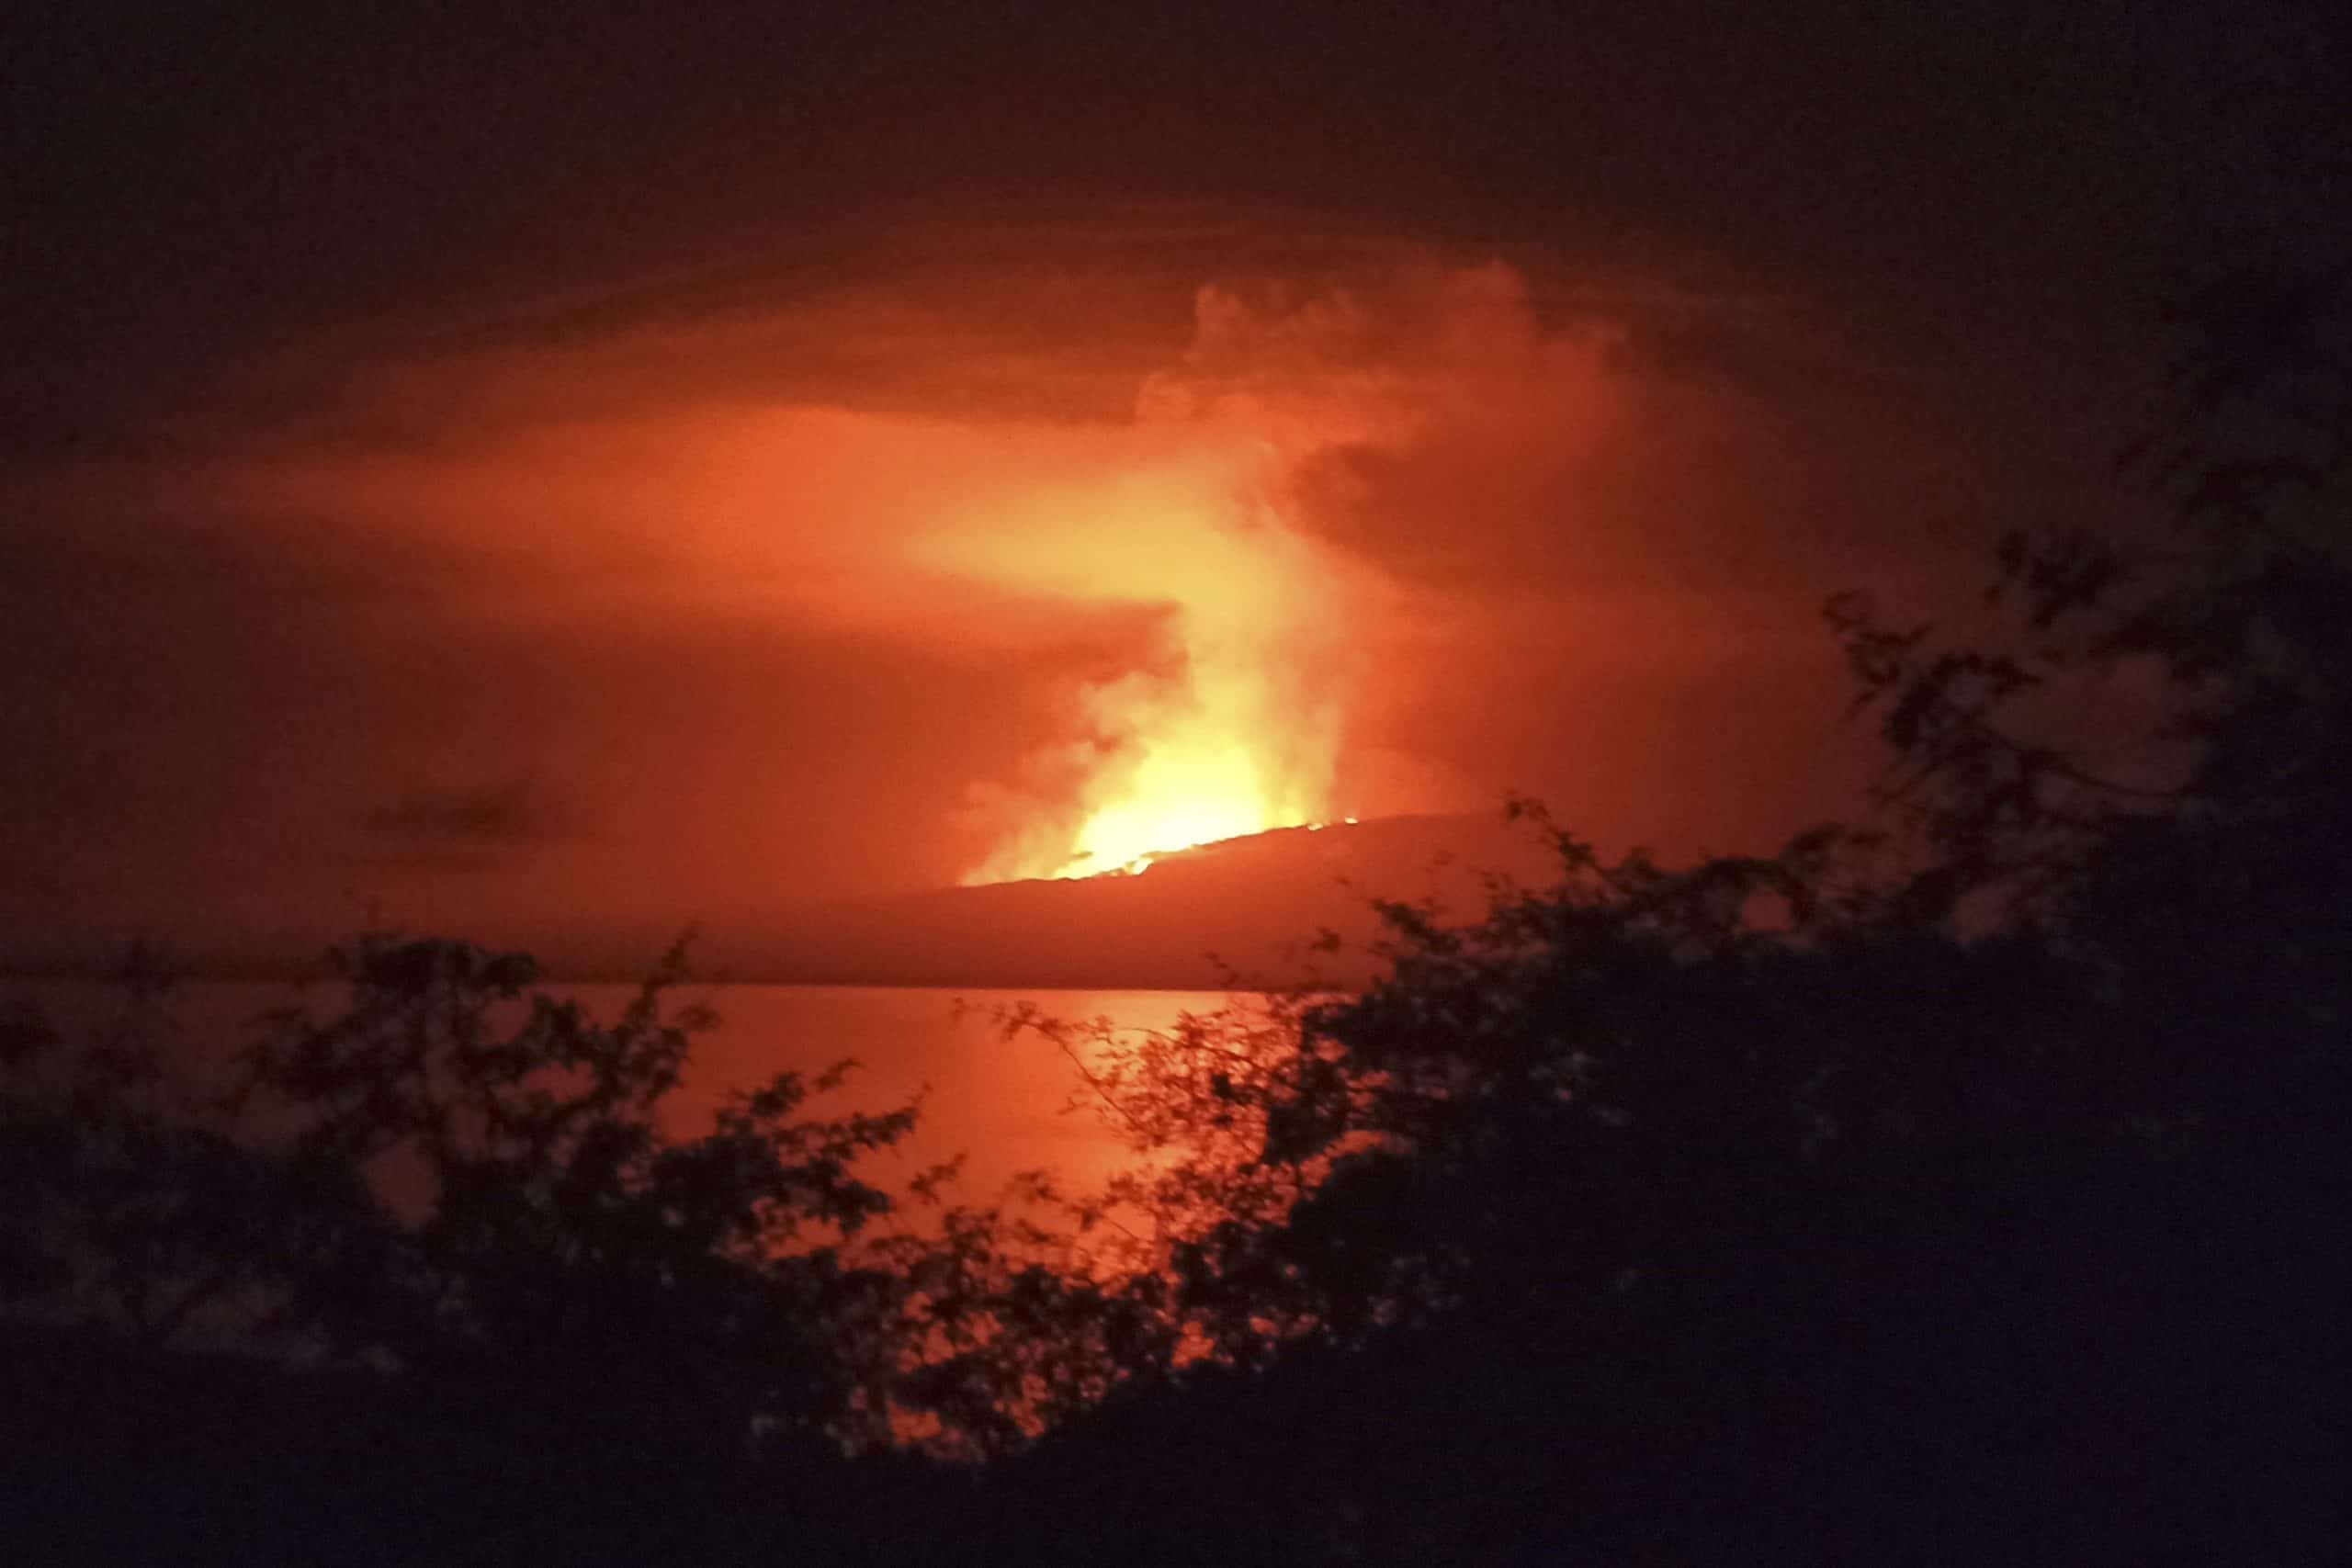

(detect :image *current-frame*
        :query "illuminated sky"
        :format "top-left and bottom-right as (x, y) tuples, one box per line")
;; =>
(4, 0), (2345, 972)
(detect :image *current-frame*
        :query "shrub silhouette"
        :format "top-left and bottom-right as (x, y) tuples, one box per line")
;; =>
(948, 266), (2352, 1563)
(3, 937), (930, 1497)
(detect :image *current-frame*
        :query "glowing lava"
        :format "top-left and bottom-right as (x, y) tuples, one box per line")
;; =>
(1057, 741), (1297, 877)
(932, 276), (1452, 886)
(934, 450), (1359, 886)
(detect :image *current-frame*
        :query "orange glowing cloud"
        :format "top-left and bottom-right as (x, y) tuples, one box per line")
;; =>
(932, 261), (1631, 882)
(136, 231), (1849, 936)
(909, 429), (1366, 880)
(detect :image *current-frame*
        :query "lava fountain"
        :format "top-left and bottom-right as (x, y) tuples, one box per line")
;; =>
(929, 447), (1359, 884)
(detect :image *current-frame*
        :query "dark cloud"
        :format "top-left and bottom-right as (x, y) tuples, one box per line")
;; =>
(361, 780), (564, 855)
(10, 0), (2345, 453)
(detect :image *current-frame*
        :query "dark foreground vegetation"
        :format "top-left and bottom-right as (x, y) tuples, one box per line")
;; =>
(8, 273), (2351, 1564)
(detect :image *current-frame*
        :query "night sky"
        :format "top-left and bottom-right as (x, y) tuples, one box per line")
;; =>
(6, 0), (2346, 973)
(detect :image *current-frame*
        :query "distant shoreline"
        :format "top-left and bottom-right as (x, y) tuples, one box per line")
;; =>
(0, 964), (1273, 997)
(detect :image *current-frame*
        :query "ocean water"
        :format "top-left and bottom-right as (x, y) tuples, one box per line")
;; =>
(634, 981), (1238, 1199)
(3, 979), (1237, 1206)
